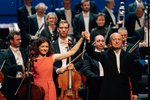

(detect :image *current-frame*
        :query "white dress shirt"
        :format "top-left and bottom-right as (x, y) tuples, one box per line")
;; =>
(114, 50), (121, 73)
(105, 7), (116, 25)
(95, 48), (104, 76)
(82, 11), (90, 33)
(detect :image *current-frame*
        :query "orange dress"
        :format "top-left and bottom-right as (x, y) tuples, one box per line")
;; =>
(33, 55), (57, 100)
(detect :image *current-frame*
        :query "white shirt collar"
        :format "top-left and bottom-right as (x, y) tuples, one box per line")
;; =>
(10, 45), (20, 52)
(82, 11), (89, 17)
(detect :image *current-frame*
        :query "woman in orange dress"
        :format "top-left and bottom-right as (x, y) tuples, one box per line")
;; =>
(31, 31), (89, 100)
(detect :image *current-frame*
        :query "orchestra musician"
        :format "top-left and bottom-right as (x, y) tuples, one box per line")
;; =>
(52, 20), (83, 97)
(40, 12), (59, 43)
(82, 35), (105, 100)
(1, 31), (28, 100)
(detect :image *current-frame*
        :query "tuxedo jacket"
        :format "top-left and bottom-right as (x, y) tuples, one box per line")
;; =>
(73, 12), (97, 41)
(102, 8), (115, 27)
(52, 39), (82, 78)
(74, 1), (98, 14)
(82, 53), (102, 78)
(2, 48), (28, 77)
(126, 13), (142, 37)
(134, 27), (145, 41)
(128, 1), (148, 13)
(55, 8), (76, 24)
(27, 14), (46, 36)
(121, 42), (140, 59)
(1, 47), (28, 100)
(17, 5), (36, 31)
(86, 43), (139, 100)
(82, 53), (104, 100)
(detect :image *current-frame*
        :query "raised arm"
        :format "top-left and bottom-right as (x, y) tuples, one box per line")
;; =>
(53, 31), (90, 62)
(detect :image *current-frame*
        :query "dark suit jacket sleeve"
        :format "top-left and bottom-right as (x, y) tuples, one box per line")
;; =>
(86, 42), (101, 61)
(72, 14), (82, 41)
(129, 54), (140, 95)
(2, 57), (22, 77)
(82, 54), (97, 77)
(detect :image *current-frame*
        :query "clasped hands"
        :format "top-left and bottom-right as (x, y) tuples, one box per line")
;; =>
(81, 31), (90, 42)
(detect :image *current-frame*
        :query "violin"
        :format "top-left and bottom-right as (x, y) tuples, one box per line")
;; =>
(0, 60), (6, 100)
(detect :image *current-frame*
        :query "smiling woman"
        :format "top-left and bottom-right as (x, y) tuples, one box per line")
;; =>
(29, 30), (89, 100)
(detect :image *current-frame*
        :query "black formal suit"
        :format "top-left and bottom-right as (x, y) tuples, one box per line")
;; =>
(17, 5), (36, 48)
(102, 8), (116, 27)
(52, 39), (82, 97)
(128, 1), (148, 14)
(24, 14), (46, 47)
(27, 14), (46, 36)
(1, 47), (28, 100)
(74, 1), (97, 14)
(134, 27), (145, 42)
(126, 13), (142, 37)
(17, 5), (36, 32)
(86, 43), (139, 100)
(73, 12), (97, 41)
(55, 8), (76, 23)
(40, 25), (59, 42)
(82, 53), (104, 100)
(123, 42), (141, 59)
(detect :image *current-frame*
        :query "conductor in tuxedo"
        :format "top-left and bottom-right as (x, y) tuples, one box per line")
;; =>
(1, 31), (28, 100)
(86, 32), (139, 100)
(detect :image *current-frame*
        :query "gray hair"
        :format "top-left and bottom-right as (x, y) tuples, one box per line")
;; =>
(46, 12), (58, 24)
(35, 2), (48, 10)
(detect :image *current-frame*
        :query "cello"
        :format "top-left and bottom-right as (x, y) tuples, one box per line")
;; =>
(0, 60), (6, 100)
(57, 44), (86, 100)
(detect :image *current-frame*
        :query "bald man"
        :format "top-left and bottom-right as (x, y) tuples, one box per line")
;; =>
(86, 33), (139, 100)
(82, 35), (105, 100)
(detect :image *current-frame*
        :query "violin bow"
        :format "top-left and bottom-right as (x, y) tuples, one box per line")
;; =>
(128, 40), (141, 53)
(0, 60), (6, 71)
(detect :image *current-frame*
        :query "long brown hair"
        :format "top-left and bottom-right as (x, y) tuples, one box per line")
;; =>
(30, 37), (54, 57)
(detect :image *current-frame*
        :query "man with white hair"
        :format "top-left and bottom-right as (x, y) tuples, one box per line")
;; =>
(23, 2), (47, 47)
(86, 33), (139, 100)
(27, 2), (48, 39)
